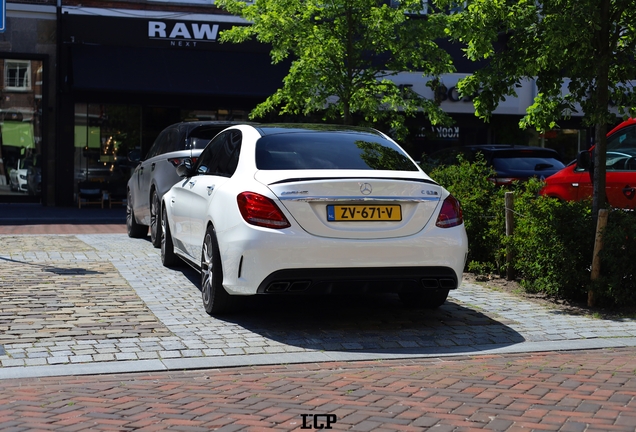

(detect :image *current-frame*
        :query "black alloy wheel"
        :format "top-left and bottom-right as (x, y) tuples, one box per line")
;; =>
(201, 225), (233, 315)
(126, 190), (148, 238)
(150, 190), (162, 248)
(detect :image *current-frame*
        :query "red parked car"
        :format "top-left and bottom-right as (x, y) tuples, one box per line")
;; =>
(540, 118), (636, 209)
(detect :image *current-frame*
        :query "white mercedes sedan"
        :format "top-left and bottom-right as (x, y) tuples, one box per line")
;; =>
(161, 124), (468, 315)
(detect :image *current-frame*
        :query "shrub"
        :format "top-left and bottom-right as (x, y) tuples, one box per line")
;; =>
(593, 209), (636, 307)
(508, 181), (594, 301)
(427, 157), (636, 308)
(427, 154), (506, 273)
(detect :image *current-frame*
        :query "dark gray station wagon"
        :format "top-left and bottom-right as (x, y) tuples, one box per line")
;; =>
(126, 121), (244, 247)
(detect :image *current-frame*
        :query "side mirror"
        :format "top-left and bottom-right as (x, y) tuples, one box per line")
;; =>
(128, 150), (141, 164)
(576, 150), (592, 170)
(176, 158), (194, 178)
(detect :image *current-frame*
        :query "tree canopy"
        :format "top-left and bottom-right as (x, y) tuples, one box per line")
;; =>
(439, 0), (636, 215)
(215, 0), (455, 137)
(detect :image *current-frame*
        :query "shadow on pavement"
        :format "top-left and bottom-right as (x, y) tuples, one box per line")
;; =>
(0, 256), (105, 276)
(179, 266), (525, 355)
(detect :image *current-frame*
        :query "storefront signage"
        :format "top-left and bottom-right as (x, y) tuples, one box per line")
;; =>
(435, 85), (473, 103)
(148, 21), (219, 46)
(61, 13), (262, 52)
(432, 126), (460, 139)
(417, 126), (460, 140)
(391, 72), (536, 115)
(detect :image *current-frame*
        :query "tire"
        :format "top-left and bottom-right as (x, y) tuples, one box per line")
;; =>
(201, 225), (233, 315)
(150, 190), (161, 248)
(126, 190), (148, 238)
(399, 289), (449, 309)
(161, 206), (179, 267)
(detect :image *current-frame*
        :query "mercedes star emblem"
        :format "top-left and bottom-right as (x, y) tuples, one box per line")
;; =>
(360, 183), (372, 195)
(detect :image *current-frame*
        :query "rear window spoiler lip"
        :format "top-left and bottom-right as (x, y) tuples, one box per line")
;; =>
(278, 195), (441, 203)
(268, 177), (439, 186)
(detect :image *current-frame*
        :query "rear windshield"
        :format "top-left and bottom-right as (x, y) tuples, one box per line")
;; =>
(255, 132), (418, 171)
(492, 156), (565, 172)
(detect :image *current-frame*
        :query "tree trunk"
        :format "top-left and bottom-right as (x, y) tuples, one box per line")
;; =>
(591, 0), (611, 218)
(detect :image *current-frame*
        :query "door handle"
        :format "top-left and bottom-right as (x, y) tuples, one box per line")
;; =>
(623, 185), (635, 199)
(188, 180), (196, 187)
(207, 185), (215, 196)
(151, 163), (156, 172)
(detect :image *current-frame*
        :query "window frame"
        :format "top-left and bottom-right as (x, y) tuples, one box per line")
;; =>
(4, 60), (32, 91)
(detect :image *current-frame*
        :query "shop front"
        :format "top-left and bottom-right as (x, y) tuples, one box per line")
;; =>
(56, 6), (289, 206)
(0, 57), (45, 198)
(391, 72), (591, 163)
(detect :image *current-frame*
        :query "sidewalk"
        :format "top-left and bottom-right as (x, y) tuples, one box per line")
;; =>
(3, 222), (636, 430)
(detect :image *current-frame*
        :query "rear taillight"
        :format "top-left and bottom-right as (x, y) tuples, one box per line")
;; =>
(237, 192), (291, 229)
(490, 177), (517, 186)
(435, 195), (463, 228)
(167, 157), (198, 167)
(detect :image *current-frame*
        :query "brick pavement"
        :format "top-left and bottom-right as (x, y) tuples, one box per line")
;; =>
(1, 348), (636, 431)
(3, 224), (636, 430)
(1, 227), (636, 380)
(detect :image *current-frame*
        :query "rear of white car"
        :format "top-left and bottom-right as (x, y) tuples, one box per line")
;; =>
(162, 124), (468, 315)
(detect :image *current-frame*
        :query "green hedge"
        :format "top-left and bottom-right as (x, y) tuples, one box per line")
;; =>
(427, 154), (506, 273)
(594, 209), (636, 306)
(427, 159), (636, 308)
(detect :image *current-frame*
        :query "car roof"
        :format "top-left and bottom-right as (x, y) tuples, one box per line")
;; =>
(175, 120), (249, 133)
(463, 144), (560, 153)
(608, 118), (636, 137)
(253, 123), (385, 137)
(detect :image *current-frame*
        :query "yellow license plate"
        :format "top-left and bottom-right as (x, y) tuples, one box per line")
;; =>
(327, 205), (402, 221)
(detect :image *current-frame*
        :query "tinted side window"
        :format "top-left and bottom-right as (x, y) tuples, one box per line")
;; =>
(145, 130), (169, 159)
(161, 128), (181, 154)
(196, 130), (242, 177)
(187, 126), (229, 150)
(608, 125), (636, 151)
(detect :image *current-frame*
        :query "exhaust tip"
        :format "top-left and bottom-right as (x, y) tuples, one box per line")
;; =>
(288, 281), (311, 292)
(439, 278), (456, 289)
(265, 282), (290, 293)
(421, 278), (439, 289)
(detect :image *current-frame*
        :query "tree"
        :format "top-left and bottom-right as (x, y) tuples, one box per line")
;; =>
(439, 0), (636, 216)
(215, 0), (455, 137)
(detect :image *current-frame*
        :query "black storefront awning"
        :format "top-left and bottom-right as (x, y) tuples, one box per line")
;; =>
(69, 44), (289, 98)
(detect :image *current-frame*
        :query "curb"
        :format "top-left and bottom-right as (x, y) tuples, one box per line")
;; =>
(3, 337), (636, 380)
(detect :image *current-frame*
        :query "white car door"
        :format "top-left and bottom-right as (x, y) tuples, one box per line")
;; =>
(165, 176), (195, 259)
(187, 130), (243, 261)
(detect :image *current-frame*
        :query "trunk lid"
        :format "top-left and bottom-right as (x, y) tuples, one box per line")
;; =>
(255, 170), (443, 239)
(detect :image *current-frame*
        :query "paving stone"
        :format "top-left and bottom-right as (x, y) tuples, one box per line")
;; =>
(2, 232), (636, 372)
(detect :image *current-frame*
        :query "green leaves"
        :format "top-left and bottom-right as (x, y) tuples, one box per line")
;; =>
(441, 0), (636, 131)
(216, 0), (455, 135)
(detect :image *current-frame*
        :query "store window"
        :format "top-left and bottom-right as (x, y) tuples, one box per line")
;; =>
(74, 104), (142, 204)
(530, 129), (588, 163)
(72, 104), (248, 206)
(0, 58), (44, 198)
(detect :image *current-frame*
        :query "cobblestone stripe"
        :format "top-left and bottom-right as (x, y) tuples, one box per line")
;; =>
(451, 284), (636, 341)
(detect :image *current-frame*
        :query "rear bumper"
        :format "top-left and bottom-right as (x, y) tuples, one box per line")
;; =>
(217, 222), (468, 296)
(256, 266), (458, 295)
